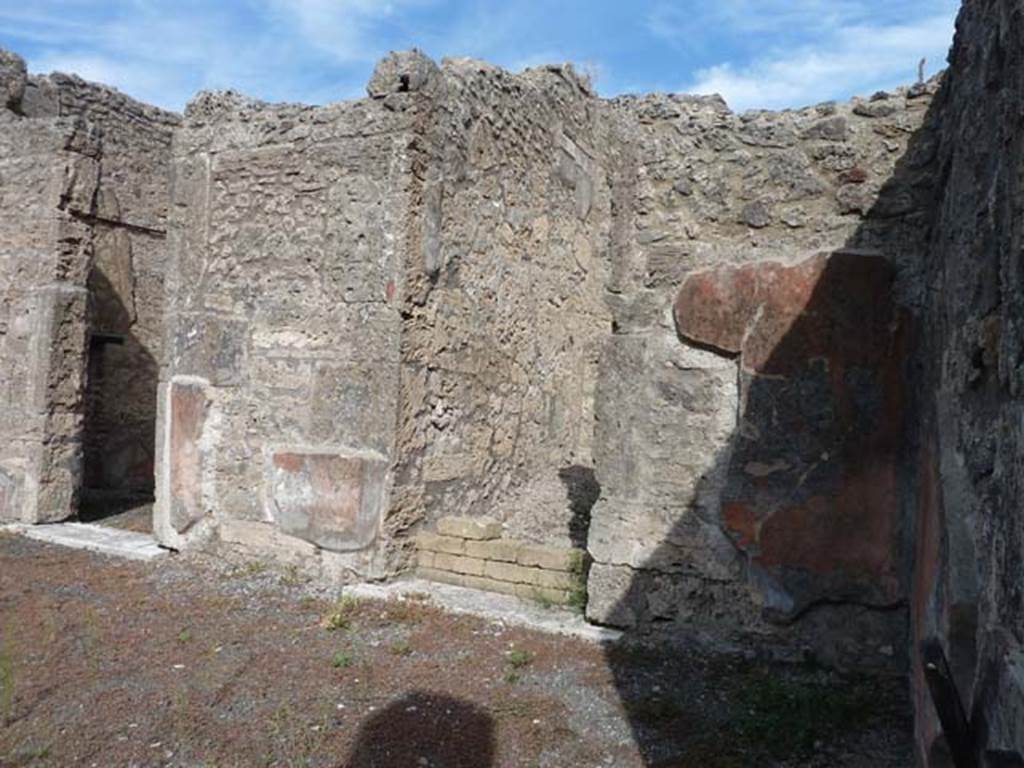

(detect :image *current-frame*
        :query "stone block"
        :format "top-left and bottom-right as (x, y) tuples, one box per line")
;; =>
(464, 538), (520, 562)
(268, 448), (387, 552)
(417, 567), (520, 599)
(170, 314), (247, 387)
(483, 559), (537, 585)
(511, 583), (572, 605)
(416, 550), (435, 569)
(517, 543), (578, 572)
(416, 566), (459, 587)
(437, 516), (503, 541)
(366, 50), (440, 99)
(585, 563), (638, 628)
(531, 568), (576, 590)
(432, 552), (486, 577)
(219, 519), (319, 565)
(416, 531), (465, 555)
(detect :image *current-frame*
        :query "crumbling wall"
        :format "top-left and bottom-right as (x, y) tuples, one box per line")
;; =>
(23, 73), (179, 503)
(156, 54), (615, 576)
(391, 59), (613, 555)
(8, 4), (1024, 757)
(913, 1), (1024, 763)
(0, 53), (178, 523)
(0, 53), (98, 523)
(155, 87), (422, 578)
(587, 83), (941, 669)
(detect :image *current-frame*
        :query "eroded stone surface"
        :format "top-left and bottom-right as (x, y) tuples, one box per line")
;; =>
(366, 49), (441, 98)
(910, 1), (1024, 762)
(0, 49), (26, 112)
(0, 468), (17, 521)
(0, 60), (177, 524)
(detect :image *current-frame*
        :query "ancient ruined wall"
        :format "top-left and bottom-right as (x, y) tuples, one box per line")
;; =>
(391, 59), (613, 555)
(913, 1), (1024, 763)
(0, 53), (178, 523)
(156, 54), (614, 577)
(22, 73), (179, 503)
(155, 87), (421, 578)
(0, 53), (98, 523)
(587, 83), (941, 669)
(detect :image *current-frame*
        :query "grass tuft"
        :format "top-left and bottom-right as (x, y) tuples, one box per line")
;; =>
(332, 650), (355, 669)
(507, 649), (532, 669)
(389, 640), (413, 657)
(321, 596), (361, 632)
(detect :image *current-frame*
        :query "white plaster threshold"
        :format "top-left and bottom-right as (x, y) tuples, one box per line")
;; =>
(2, 521), (167, 562)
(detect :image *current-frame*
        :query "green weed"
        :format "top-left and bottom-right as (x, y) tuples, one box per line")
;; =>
(389, 640), (413, 657)
(321, 596), (361, 632)
(506, 649), (532, 669)
(332, 650), (355, 669)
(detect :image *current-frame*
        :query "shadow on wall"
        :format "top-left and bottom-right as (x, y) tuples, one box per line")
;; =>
(558, 464), (601, 550)
(78, 249), (160, 525)
(344, 691), (495, 768)
(600, 87), (947, 765)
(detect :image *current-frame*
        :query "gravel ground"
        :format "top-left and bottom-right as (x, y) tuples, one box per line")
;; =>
(0, 532), (913, 767)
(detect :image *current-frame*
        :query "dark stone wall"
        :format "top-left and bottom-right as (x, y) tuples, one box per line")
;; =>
(913, 1), (1024, 764)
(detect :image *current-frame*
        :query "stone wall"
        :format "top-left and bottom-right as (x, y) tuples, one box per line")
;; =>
(8, 5), (1024, 756)
(913, 1), (1024, 764)
(586, 82), (941, 670)
(155, 54), (615, 579)
(0, 53), (97, 523)
(23, 72), (179, 503)
(391, 58), (613, 558)
(415, 516), (585, 605)
(154, 85), (421, 576)
(0, 52), (177, 524)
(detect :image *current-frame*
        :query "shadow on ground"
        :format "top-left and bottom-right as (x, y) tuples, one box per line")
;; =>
(344, 691), (495, 768)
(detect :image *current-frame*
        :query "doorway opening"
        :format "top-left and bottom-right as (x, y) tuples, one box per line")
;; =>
(78, 227), (160, 534)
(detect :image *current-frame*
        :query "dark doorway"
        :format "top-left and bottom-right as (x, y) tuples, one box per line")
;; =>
(79, 224), (160, 533)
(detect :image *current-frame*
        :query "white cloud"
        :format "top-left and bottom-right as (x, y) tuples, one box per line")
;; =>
(266, 0), (440, 63)
(0, 0), (959, 112)
(646, 0), (868, 51)
(684, 13), (956, 111)
(0, 0), (395, 109)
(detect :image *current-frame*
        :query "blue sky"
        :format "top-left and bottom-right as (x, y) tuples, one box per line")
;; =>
(0, 0), (959, 113)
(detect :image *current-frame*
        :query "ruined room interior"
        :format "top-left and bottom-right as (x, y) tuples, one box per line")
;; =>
(0, 0), (1022, 765)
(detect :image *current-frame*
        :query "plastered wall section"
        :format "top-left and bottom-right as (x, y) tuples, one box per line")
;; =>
(0, 110), (98, 523)
(587, 84), (940, 670)
(155, 91), (420, 579)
